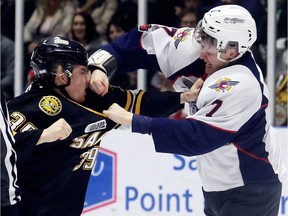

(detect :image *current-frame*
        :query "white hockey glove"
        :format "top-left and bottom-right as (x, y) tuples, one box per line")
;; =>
(87, 49), (117, 76)
(173, 76), (198, 92)
(173, 76), (199, 116)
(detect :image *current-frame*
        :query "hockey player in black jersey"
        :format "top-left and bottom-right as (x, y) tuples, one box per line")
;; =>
(7, 36), (201, 216)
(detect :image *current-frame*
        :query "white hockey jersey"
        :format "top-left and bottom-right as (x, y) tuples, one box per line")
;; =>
(131, 51), (284, 191)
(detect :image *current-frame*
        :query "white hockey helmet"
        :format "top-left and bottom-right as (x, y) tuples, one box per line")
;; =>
(194, 4), (257, 60)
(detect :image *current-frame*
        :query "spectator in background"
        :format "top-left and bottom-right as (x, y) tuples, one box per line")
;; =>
(1, 34), (15, 101)
(24, 0), (77, 87)
(69, 12), (107, 56)
(175, 0), (213, 21)
(107, 16), (138, 90)
(90, 0), (118, 35)
(24, 0), (77, 53)
(107, 19), (126, 42)
(177, 8), (199, 28)
(1, 85), (21, 216)
(111, 0), (137, 32)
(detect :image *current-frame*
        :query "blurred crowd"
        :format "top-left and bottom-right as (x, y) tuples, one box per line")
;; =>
(1, 0), (287, 125)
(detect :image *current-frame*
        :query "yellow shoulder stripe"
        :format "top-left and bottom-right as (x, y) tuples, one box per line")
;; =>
(135, 90), (145, 114)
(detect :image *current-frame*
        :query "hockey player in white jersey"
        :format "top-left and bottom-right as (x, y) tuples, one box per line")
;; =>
(102, 5), (284, 216)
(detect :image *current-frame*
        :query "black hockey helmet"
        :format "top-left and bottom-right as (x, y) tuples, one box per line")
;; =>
(30, 36), (88, 86)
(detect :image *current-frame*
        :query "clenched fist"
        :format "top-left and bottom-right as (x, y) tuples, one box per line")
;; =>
(37, 118), (72, 145)
(103, 103), (133, 125)
(89, 69), (109, 96)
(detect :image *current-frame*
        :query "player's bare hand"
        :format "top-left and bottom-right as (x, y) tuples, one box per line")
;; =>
(37, 118), (72, 145)
(103, 103), (133, 125)
(181, 78), (204, 103)
(89, 69), (109, 96)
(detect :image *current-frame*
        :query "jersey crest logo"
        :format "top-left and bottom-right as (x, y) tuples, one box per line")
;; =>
(39, 96), (62, 116)
(209, 77), (239, 92)
(174, 29), (191, 48)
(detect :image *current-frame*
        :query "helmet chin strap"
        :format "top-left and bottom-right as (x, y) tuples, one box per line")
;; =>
(54, 69), (73, 99)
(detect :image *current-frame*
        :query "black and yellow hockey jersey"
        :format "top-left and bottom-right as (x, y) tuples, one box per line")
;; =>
(8, 82), (183, 216)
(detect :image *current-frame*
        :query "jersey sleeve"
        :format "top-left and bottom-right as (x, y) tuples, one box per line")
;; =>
(99, 86), (183, 117)
(13, 130), (43, 164)
(129, 89), (183, 117)
(7, 93), (44, 164)
(149, 117), (236, 156)
(99, 24), (205, 80)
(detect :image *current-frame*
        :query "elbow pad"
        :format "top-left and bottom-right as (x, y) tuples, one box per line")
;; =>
(87, 49), (117, 76)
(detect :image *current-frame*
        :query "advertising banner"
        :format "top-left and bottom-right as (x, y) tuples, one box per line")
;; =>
(82, 127), (288, 216)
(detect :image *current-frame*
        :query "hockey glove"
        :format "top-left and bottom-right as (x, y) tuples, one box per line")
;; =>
(87, 49), (117, 76)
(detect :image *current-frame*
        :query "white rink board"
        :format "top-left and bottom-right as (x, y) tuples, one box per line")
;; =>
(82, 127), (288, 216)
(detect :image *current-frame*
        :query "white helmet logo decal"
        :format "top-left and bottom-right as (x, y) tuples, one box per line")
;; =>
(223, 17), (244, 24)
(54, 37), (69, 45)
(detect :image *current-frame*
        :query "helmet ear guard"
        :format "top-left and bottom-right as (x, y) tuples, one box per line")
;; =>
(30, 58), (52, 87)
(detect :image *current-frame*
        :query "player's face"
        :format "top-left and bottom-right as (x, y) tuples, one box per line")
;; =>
(72, 15), (86, 40)
(65, 65), (91, 103)
(199, 43), (227, 76)
(180, 13), (198, 28)
(108, 24), (125, 41)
